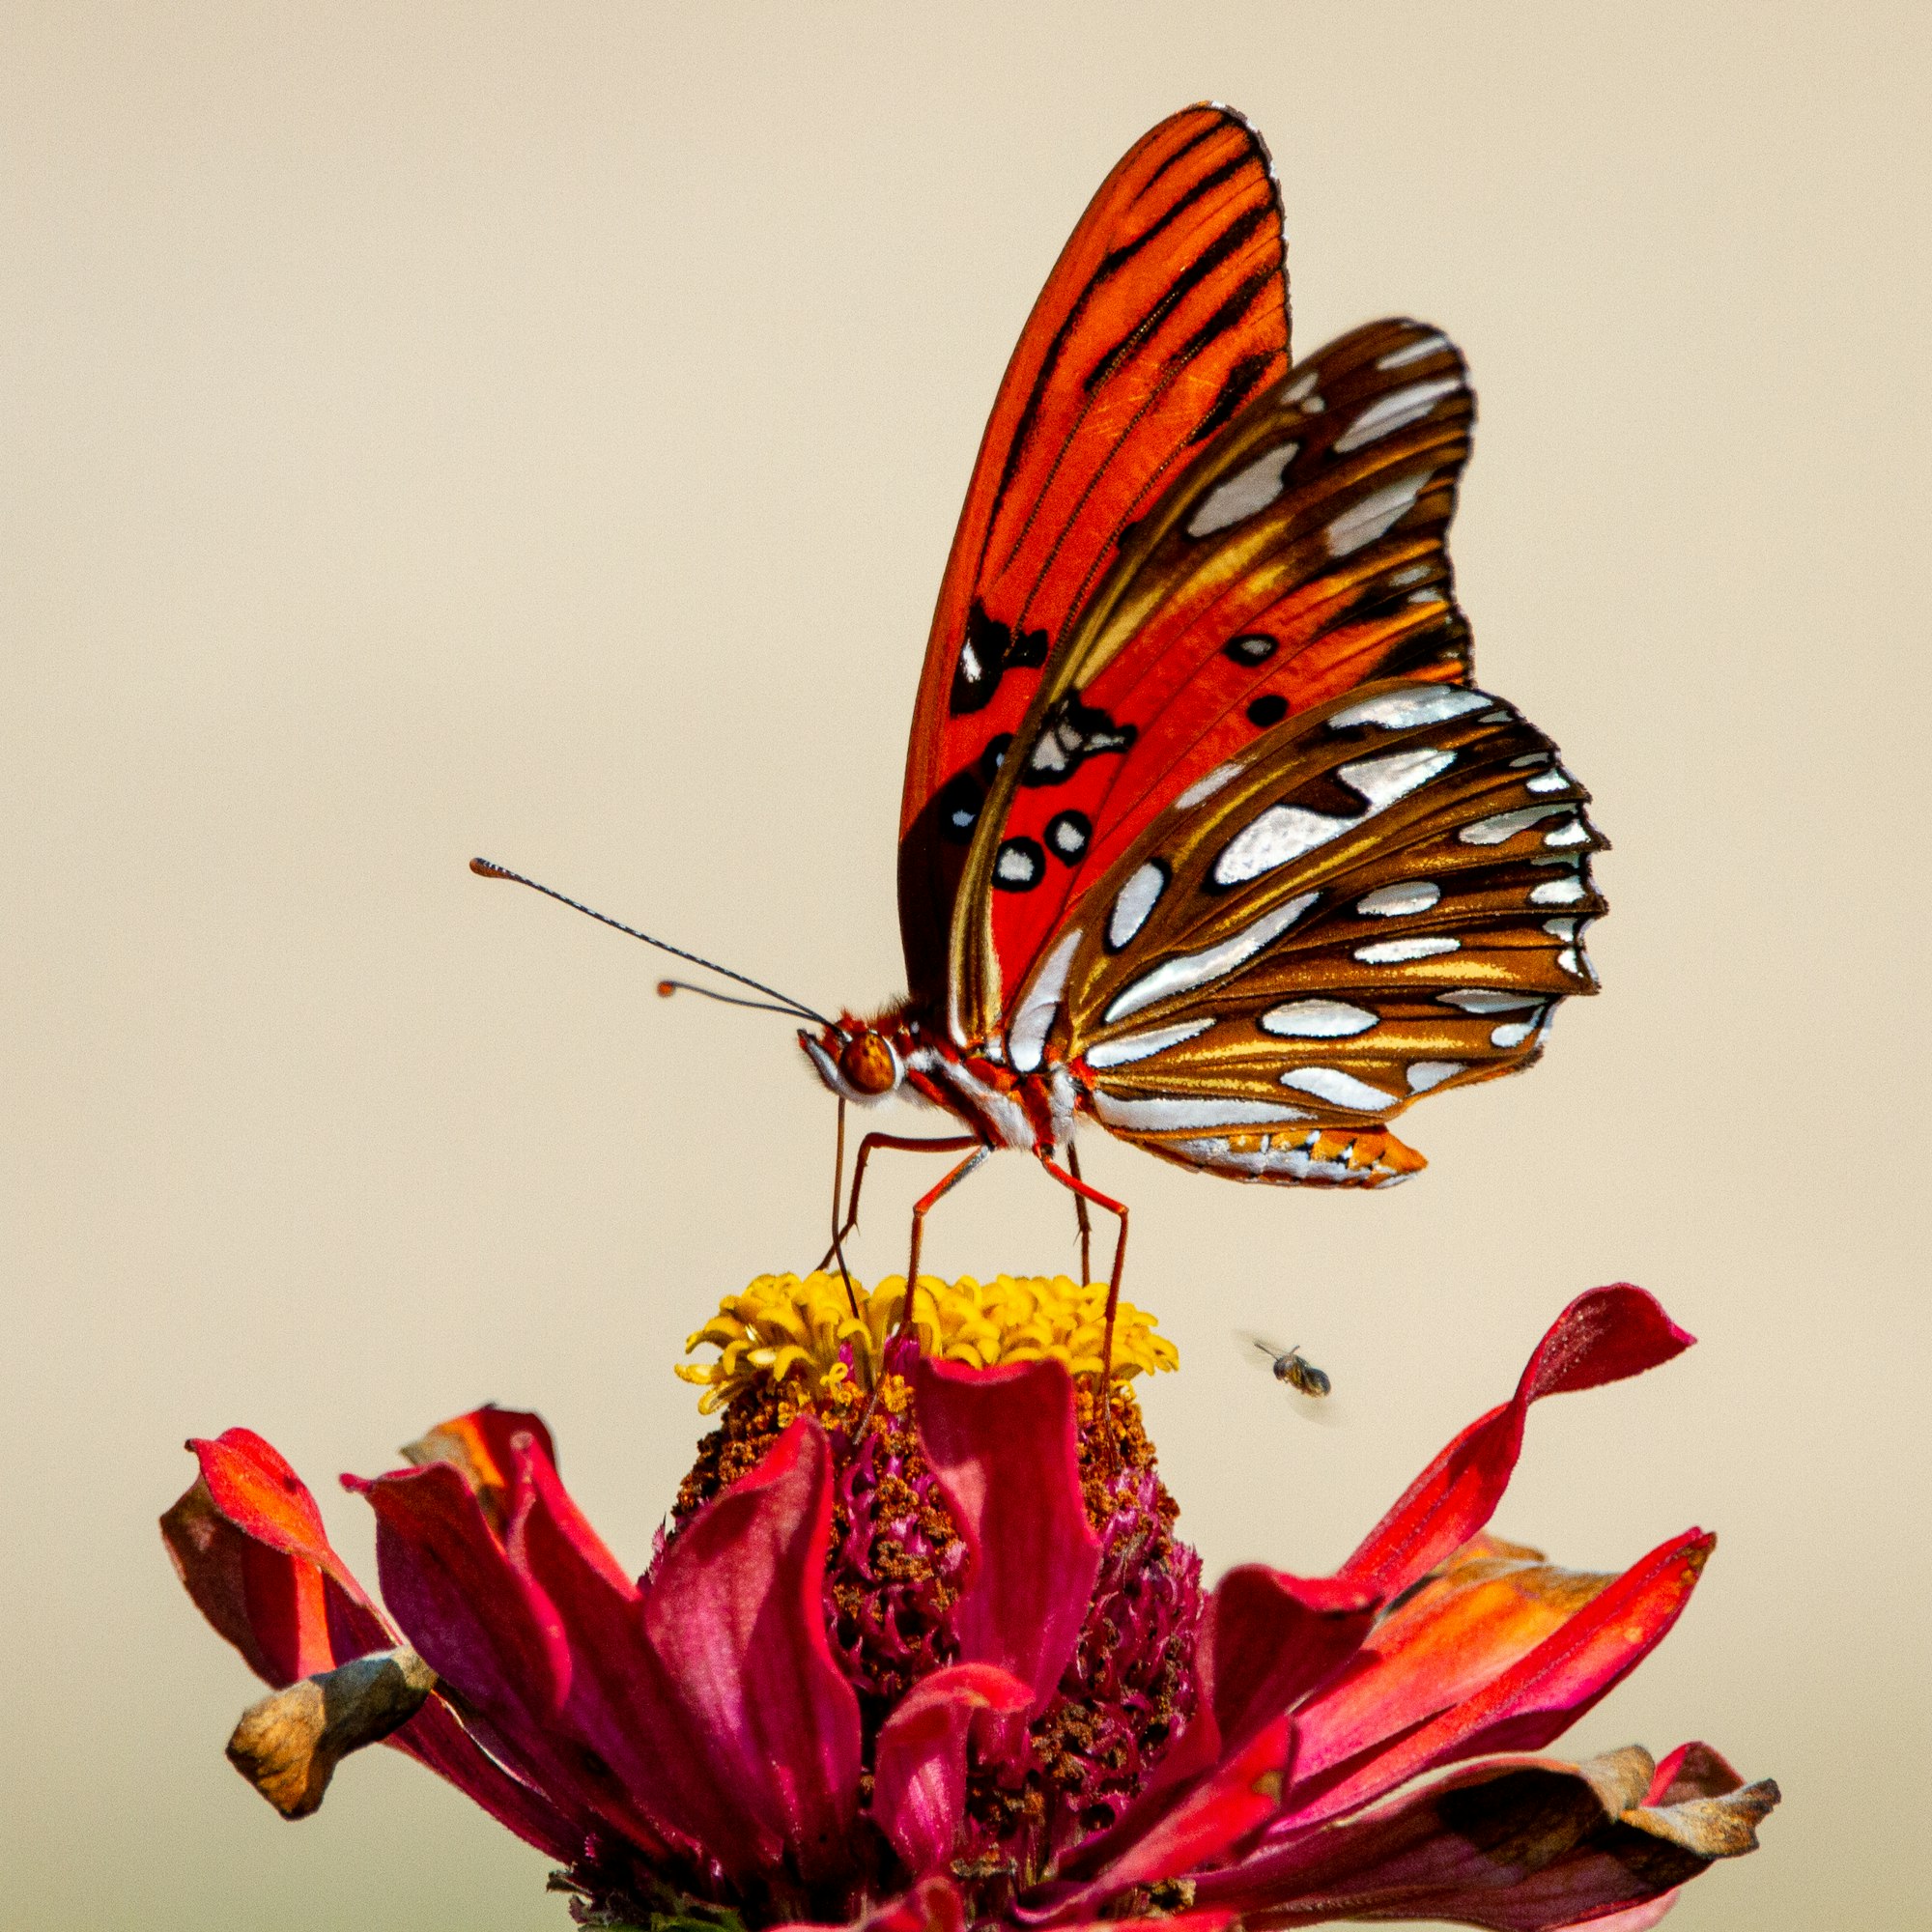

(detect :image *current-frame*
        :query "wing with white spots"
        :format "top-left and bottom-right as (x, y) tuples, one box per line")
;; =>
(950, 319), (1479, 1041)
(1010, 678), (1607, 1187)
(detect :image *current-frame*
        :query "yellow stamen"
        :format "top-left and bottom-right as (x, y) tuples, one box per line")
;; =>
(678, 1271), (1179, 1412)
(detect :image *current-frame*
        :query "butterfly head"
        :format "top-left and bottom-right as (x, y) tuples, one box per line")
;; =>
(801, 1014), (907, 1105)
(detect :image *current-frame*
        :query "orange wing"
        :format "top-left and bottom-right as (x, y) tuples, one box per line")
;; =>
(896, 105), (1290, 1010)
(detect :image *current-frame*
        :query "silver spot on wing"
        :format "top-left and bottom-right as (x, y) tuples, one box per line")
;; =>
(1104, 892), (1319, 1024)
(1084, 1017), (1215, 1068)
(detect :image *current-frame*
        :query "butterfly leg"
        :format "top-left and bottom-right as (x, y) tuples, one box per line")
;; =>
(851, 1143), (991, 1444)
(903, 1146), (991, 1305)
(1035, 1151), (1128, 1471)
(826, 1099), (864, 1323)
(815, 1132), (980, 1272)
(1067, 1140), (1094, 1286)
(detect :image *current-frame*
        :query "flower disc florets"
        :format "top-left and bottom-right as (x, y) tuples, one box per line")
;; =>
(673, 1272), (1197, 1889)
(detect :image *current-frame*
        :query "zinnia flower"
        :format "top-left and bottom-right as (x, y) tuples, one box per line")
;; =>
(162, 1271), (1776, 1930)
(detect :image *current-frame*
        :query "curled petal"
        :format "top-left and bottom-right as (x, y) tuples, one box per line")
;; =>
(1208, 1567), (1379, 1751)
(914, 1355), (1102, 1714)
(226, 1644), (436, 1818)
(1199, 1746), (1774, 1928)
(639, 1418), (862, 1882)
(504, 1435), (731, 1862)
(162, 1430), (387, 1684)
(164, 1431), (579, 1857)
(1343, 1287), (1693, 1600)
(871, 1662), (1033, 1875)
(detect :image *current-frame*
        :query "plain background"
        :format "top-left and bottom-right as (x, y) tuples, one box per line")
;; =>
(4, 4), (1926, 1928)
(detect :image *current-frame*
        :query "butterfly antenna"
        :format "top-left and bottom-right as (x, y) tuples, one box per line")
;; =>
(469, 858), (831, 1025)
(655, 979), (812, 1018)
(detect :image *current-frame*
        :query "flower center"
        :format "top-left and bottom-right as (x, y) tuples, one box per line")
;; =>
(671, 1273), (1201, 1893)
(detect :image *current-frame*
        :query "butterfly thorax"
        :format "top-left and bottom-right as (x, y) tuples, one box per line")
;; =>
(799, 1003), (1088, 1154)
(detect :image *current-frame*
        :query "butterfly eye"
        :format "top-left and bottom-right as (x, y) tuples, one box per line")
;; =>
(838, 1032), (901, 1096)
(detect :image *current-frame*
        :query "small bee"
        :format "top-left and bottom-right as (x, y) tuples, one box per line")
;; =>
(1248, 1335), (1330, 1396)
(1238, 1333), (1339, 1420)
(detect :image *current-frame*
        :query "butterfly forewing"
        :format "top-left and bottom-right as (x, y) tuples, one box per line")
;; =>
(897, 105), (1291, 1016)
(1009, 679), (1605, 1184)
(952, 320), (1483, 1040)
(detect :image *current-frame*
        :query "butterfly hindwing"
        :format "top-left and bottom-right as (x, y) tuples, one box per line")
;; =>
(998, 679), (1606, 1185)
(897, 105), (1291, 1012)
(952, 320), (1483, 1039)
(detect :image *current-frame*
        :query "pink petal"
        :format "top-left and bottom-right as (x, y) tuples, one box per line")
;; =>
(871, 1662), (1033, 1875)
(1343, 1288), (1693, 1600)
(913, 1355), (1102, 1715)
(352, 1458), (663, 1851)
(639, 1418), (862, 1883)
(1293, 1541), (1616, 1786)
(1282, 1530), (1714, 1832)
(504, 1434), (745, 1865)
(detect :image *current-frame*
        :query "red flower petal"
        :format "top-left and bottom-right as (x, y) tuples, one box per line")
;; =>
(913, 1355), (1102, 1715)
(1208, 1567), (1380, 1753)
(402, 1405), (556, 1532)
(1281, 1530), (1714, 1831)
(639, 1418), (863, 1883)
(1292, 1539), (1616, 1786)
(1342, 1287), (1693, 1601)
(162, 1430), (385, 1685)
(870, 1662), (1033, 1875)
(162, 1431), (580, 1860)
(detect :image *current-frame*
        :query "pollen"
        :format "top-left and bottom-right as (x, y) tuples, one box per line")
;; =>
(677, 1270), (1179, 1412)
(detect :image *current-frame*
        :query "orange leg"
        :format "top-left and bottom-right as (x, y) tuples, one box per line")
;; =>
(815, 1130), (980, 1272)
(853, 1143), (990, 1443)
(1036, 1150), (1129, 1471)
(904, 1147), (991, 1299)
(1067, 1140), (1094, 1286)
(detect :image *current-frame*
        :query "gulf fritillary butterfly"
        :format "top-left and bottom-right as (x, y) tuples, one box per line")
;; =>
(479, 103), (1606, 1369)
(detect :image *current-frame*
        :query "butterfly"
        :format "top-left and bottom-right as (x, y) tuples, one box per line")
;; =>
(791, 105), (1605, 1318)
(478, 103), (1605, 1369)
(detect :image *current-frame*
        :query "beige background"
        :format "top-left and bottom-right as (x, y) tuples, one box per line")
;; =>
(4, 5), (1925, 1928)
